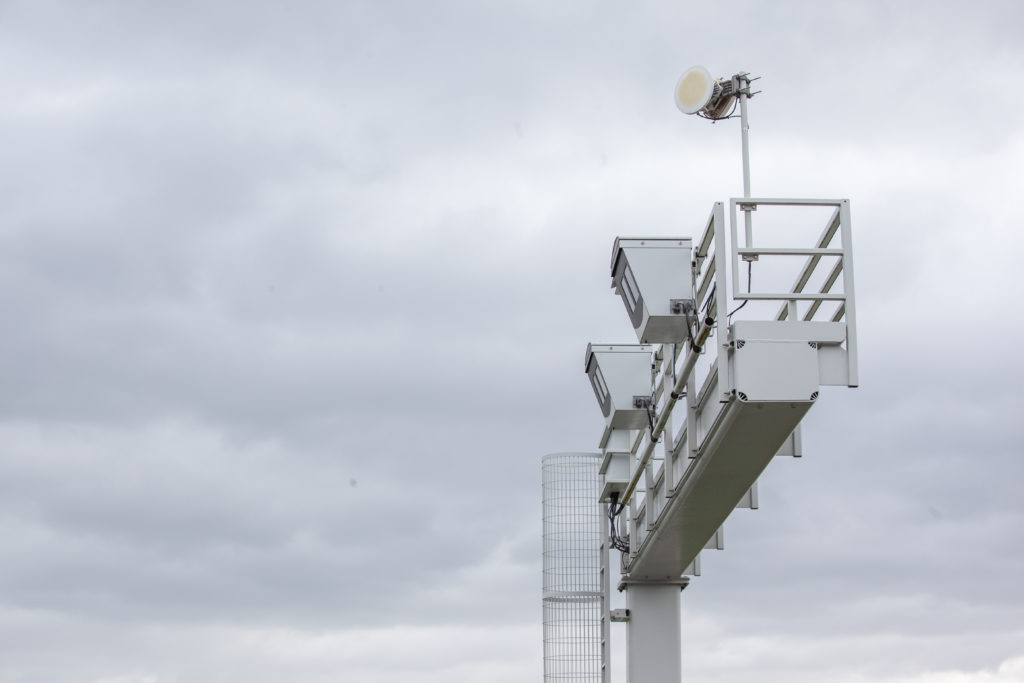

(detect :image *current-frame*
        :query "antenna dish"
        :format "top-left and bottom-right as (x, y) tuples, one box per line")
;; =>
(674, 66), (715, 114)
(675, 66), (740, 120)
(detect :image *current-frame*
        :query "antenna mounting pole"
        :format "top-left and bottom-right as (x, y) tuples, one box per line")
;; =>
(736, 73), (757, 260)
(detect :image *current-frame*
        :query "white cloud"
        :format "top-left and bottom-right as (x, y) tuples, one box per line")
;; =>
(895, 656), (1024, 683)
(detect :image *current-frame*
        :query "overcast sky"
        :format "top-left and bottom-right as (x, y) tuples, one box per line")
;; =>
(0, 1), (1022, 682)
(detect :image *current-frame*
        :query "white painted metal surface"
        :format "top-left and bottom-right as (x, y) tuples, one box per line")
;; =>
(585, 345), (656, 430)
(580, 194), (858, 679)
(608, 196), (858, 580)
(626, 585), (681, 682)
(610, 238), (694, 344)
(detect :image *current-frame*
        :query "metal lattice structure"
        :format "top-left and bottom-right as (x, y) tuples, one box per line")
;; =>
(542, 453), (603, 682)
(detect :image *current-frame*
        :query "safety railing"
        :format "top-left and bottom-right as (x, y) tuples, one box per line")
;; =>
(729, 197), (858, 386)
(617, 197), (857, 570)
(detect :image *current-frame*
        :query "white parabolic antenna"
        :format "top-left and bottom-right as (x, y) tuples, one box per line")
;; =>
(674, 65), (715, 114)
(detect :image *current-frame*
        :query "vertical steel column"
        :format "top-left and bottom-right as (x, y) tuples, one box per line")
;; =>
(626, 584), (682, 683)
(629, 436), (638, 562)
(738, 80), (755, 255)
(662, 345), (676, 493)
(838, 199), (859, 387)
(713, 202), (731, 401)
(739, 82), (752, 200)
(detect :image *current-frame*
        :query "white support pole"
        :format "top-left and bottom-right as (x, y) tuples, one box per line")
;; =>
(662, 346), (675, 495)
(838, 198), (860, 387)
(629, 432), (639, 561)
(626, 584), (681, 683)
(739, 83), (751, 200)
(739, 78), (756, 261)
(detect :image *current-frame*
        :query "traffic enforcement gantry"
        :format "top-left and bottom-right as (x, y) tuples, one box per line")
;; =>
(543, 67), (860, 683)
(585, 197), (857, 682)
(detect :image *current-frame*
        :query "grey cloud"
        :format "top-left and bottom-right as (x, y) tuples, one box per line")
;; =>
(0, 0), (1022, 681)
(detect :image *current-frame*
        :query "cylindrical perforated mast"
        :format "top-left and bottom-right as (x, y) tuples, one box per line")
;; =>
(542, 452), (603, 682)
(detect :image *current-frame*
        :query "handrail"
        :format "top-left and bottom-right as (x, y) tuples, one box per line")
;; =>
(694, 207), (716, 268)
(736, 292), (845, 300)
(619, 197), (857, 514)
(695, 257), (716, 311)
(604, 195), (857, 585)
(802, 258), (844, 320)
(831, 302), (846, 323)
(694, 207), (718, 309)
(777, 206), (841, 321)
(729, 198), (850, 309)
(737, 248), (844, 256)
(621, 309), (716, 503)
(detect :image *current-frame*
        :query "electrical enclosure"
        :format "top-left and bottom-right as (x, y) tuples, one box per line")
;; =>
(611, 238), (695, 344)
(585, 344), (655, 429)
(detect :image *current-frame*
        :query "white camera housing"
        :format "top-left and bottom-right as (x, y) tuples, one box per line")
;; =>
(585, 344), (655, 429)
(611, 237), (695, 343)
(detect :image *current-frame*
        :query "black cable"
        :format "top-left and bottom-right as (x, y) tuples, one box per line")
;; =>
(728, 261), (753, 320)
(702, 283), (717, 317)
(608, 492), (630, 553)
(683, 308), (701, 353)
(609, 507), (628, 552)
(609, 492), (625, 517)
(696, 97), (739, 122)
(611, 517), (629, 552)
